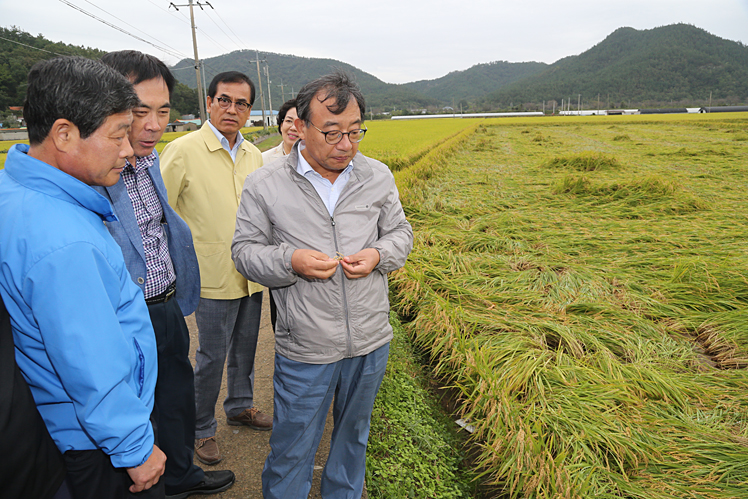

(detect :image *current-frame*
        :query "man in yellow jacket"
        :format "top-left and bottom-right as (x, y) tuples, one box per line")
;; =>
(160, 71), (272, 467)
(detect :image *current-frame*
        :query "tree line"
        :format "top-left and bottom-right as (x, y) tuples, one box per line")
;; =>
(0, 27), (199, 127)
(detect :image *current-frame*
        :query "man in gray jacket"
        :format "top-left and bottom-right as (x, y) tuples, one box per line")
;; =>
(232, 71), (413, 499)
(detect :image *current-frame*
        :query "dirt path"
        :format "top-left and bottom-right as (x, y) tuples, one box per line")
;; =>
(186, 290), (352, 498)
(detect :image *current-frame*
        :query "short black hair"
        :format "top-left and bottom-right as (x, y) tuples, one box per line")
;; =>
(24, 56), (138, 145)
(277, 98), (297, 126)
(101, 50), (176, 97)
(295, 71), (365, 124)
(207, 71), (255, 105)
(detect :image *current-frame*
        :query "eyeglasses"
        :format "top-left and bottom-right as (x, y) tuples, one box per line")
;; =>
(215, 96), (250, 113)
(309, 123), (367, 145)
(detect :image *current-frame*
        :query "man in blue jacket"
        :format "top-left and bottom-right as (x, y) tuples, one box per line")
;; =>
(96, 50), (234, 499)
(0, 56), (165, 497)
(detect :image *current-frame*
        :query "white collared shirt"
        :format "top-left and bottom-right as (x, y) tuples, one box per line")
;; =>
(207, 120), (244, 162)
(296, 142), (353, 217)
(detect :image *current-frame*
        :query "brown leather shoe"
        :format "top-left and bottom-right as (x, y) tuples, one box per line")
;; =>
(227, 407), (273, 431)
(195, 436), (222, 465)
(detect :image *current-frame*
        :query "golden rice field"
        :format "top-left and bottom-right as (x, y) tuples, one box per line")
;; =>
(359, 118), (482, 170)
(387, 113), (748, 498)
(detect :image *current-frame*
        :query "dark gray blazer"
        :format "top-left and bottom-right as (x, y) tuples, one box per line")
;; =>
(95, 153), (200, 315)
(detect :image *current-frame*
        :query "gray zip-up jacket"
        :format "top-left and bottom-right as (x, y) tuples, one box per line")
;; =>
(232, 144), (413, 364)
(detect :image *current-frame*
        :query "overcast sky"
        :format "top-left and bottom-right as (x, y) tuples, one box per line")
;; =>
(2, 0), (748, 84)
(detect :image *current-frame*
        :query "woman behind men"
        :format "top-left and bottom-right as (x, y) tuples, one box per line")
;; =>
(262, 99), (298, 163)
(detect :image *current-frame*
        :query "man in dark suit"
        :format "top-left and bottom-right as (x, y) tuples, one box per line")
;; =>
(96, 50), (234, 499)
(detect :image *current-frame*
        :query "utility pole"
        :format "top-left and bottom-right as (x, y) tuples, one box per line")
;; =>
(200, 60), (208, 110)
(249, 51), (267, 130)
(577, 94), (581, 115)
(277, 79), (285, 104)
(263, 64), (273, 126)
(169, 1), (212, 125)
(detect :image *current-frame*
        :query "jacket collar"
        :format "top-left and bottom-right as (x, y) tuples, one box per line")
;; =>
(5, 144), (117, 222)
(286, 140), (373, 184)
(199, 121), (250, 155)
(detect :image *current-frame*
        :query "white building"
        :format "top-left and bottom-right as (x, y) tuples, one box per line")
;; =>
(247, 110), (279, 127)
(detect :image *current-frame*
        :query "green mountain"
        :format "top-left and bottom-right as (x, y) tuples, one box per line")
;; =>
(402, 60), (548, 108)
(3, 23), (747, 118)
(478, 24), (748, 110)
(172, 50), (439, 112)
(0, 26), (200, 118)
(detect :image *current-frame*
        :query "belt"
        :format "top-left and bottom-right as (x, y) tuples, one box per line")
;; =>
(145, 282), (176, 305)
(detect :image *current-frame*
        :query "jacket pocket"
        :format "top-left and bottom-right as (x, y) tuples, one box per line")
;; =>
(274, 286), (295, 335)
(194, 241), (228, 290)
(349, 271), (390, 341)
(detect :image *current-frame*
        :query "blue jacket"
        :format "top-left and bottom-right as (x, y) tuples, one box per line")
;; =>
(0, 144), (158, 469)
(95, 153), (200, 315)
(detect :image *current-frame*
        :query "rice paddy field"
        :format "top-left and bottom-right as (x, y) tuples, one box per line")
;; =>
(4, 113), (747, 497)
(384, 113), (748, 498)
(360, 118), (483, 171)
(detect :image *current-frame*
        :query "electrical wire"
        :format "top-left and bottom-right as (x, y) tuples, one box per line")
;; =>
(211, 8), (248, 49)
(0, 35), (68, 56)
(144, 0), (191, 25)
(203, 9), (244, 51)
(80, 0), (190, 59)
(54, 0), (254, 96)
(58, 0), (188, 60)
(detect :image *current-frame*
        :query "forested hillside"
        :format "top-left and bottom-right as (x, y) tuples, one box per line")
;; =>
(403, 60), (547, 108)
(0, 27), (200, 120)
(0, 27), (105, 111)
(478, 24), (748, 110)
(172, 50), (440, 112)
(2, 23), (747, 118)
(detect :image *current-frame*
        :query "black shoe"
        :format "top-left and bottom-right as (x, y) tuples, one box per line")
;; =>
(165, 470), (236, 499)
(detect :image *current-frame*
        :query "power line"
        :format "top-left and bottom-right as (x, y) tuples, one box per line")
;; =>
(58, 0), (187, 60)
(0, 35), (68, 57)
(194, 25), (233, 55)
(81, 0), (191, 59)
(201, 10), (241, 53)
(143, 0), (191, 25)
(207, 8), (246, 51)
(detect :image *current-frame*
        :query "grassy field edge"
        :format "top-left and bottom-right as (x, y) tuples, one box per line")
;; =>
(366, 313), (480, 498)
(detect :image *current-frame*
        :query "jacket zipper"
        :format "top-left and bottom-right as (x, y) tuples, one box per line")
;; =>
(291, 165), (363, 358)
(331, 216), (353, 358)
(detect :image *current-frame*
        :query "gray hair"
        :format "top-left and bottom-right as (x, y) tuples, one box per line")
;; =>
(296, 71), (365, 124)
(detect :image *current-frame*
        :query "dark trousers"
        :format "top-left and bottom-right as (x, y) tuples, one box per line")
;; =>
(51, 479), (74, 499)
(148, 298), (204, 494)
(64, 449), (165, 499)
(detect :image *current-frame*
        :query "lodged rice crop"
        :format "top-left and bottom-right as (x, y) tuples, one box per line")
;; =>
(389, 113), (748, 498)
